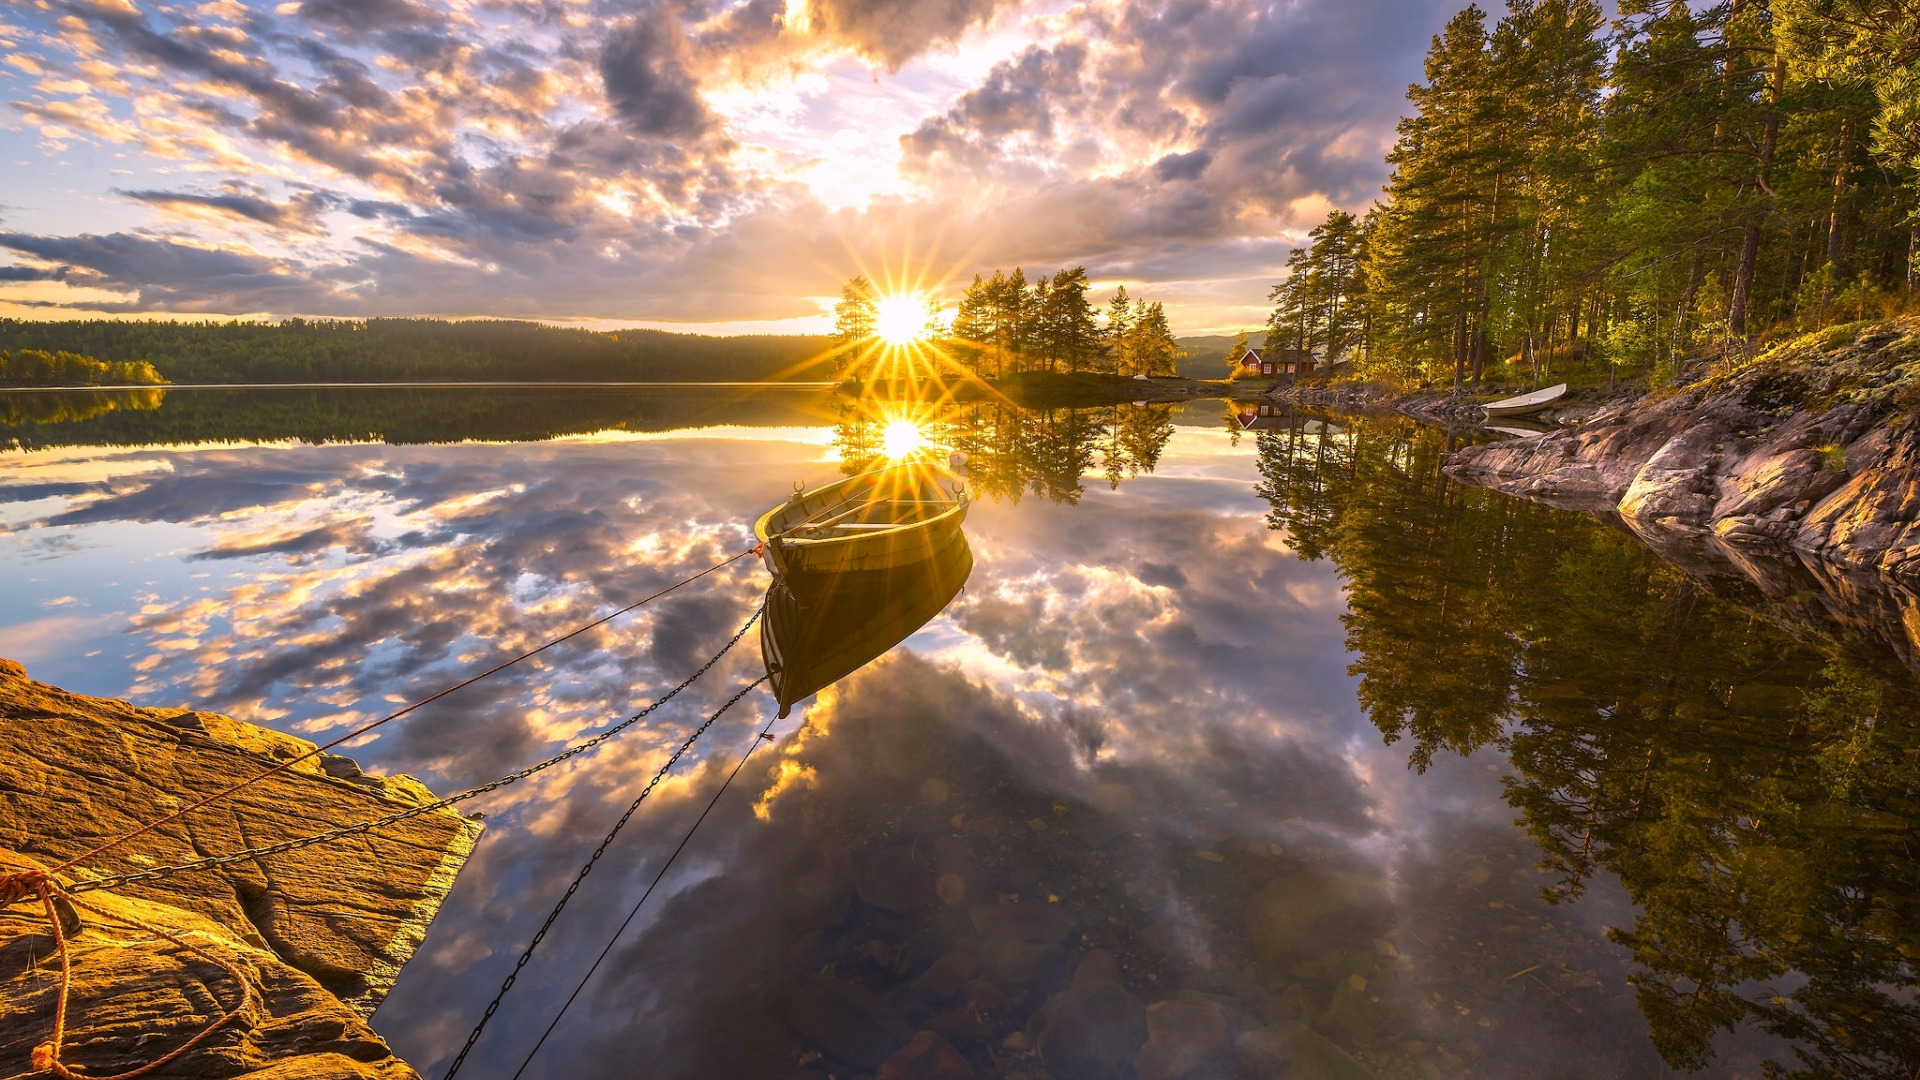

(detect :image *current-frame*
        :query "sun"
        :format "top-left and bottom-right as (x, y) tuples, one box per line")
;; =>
(881, 420), (927, 458)
(874, 294), (926, 345)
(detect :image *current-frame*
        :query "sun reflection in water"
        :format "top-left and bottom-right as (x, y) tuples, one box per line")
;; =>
(880, 419), (927, 458)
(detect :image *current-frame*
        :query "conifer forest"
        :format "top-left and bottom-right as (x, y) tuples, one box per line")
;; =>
(1265, 0), (1918, 389)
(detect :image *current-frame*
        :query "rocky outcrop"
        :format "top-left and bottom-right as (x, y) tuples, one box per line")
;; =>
(0, 658), (481, 1078)
(1446, 319), (1920, 578)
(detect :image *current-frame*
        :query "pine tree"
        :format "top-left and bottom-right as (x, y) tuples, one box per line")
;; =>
(1368, 4), (1513, 388)
(1037, 267), (1100, 373)
(1223, 328), (1251, 377)
(1105, 287), (1134, 374)
(1125, 302), (1181, 376)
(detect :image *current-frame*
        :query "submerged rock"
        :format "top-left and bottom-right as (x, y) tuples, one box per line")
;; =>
(876, 1030), (976, 1080)
(1235, 1022), (1375, 1080)
(855, 843), (936, 913)
(1133, 995), (1230, 1080)
(970, 900), (1074, 944)
(1244, 870), (1392, 970)
(1031, 952), (1148, 1078)
(781, 976), (913, 1069)
(913, 951), (978, 1002)
(0, 658), (481, 1078)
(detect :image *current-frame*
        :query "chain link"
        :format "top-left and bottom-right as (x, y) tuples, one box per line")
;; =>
(441, 673), (769, 1080)
(66, 607), (763, 896)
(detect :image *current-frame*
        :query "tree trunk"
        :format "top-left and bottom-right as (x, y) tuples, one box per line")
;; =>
(1731, 213), (1765, 340)
(1908, 227), (1918, 295)
(1470, 326), (1486, 389)
(1730, 60), (1785, 342)
(1823, 118), (1852, 298)
(1676, 253), (1704, 348)
(1452, 314), (1466, 393)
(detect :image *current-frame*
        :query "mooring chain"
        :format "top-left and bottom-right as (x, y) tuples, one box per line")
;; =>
(63, 606), (763, 896)
(54, 546), (762, 878)
(441, 674), (770, 1080)
(509, 708), (784, 1079)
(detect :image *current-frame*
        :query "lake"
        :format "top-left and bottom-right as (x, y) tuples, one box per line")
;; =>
(3, 385), (1917, 1079)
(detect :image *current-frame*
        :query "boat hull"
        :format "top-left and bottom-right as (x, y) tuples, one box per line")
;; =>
(1481, 382), (1567, 418)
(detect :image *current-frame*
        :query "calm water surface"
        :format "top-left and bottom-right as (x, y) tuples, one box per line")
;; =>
(3, 386), (1918, 1079)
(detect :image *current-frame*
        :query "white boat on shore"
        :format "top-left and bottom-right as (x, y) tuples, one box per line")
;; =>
(1482, 382), (1567, 418)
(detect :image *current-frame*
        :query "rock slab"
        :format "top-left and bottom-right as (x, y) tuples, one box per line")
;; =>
(0, 658), (481, 1079)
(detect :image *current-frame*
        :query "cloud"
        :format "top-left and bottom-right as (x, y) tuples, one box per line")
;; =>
(118, 186), (338, 231)
(0, 265), (68, 282)
(807, 0), (1012, 69)
(1151, 148), (1209, 181)
(0, 0), (1456, 329)
(298, 0), (447, 34)
(599, 11), (714, 140)
(0, 231), (335, 313)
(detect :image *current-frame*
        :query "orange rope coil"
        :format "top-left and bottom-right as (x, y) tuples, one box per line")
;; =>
(2, 868), (255, 1080)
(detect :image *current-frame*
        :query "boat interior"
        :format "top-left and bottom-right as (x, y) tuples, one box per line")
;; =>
(767, 467), (962, 542)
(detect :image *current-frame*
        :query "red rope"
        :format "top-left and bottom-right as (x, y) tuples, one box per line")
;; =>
(53, 546), (760, 876)
(3, 868), (254, 1080)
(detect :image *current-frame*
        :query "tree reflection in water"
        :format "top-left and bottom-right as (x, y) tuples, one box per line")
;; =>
(1255, 408), (1920, 1078)
(832, 398), (1177, 504)
(0, 387), (166, 433)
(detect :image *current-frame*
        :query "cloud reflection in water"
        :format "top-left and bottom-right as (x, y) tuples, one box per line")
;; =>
(0, 406), (1734, 1078)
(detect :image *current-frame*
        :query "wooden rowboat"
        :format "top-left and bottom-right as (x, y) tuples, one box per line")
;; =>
(1482, 382), (1568, 418)
(754, 463), (969, 582)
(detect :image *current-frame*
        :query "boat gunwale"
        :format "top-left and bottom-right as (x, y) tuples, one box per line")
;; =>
(754, 466), (968, 551)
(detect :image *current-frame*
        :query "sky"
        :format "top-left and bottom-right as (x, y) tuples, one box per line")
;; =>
(0, 0), (1461, 334)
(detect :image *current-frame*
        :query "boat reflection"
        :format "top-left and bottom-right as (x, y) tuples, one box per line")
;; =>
(760, 515), (973, 718)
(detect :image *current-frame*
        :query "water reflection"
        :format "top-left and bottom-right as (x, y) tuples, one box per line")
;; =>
(0, 385), (833, 450)
(0, 387), (165, 433)
(1254, 409), (1920, 1077)
(833, 398), (1177, 503)
(3, 392), (1919, 1077)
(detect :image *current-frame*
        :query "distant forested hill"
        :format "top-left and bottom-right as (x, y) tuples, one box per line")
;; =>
(0, 319), (833, 384)
(1173, 335), (1240, 377)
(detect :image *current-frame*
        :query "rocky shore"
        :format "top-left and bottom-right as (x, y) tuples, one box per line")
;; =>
(1444, 318), (1920, 580)
(1267, 381), (1493, 427)
(0, 658), (480, 1079)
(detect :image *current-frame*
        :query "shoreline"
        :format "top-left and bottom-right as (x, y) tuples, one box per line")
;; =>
(0, 379), (838, 391)
(1266, 377), (1638, 428)
(1288, 318), (1920, 582)
(845, 371), (1236, 406)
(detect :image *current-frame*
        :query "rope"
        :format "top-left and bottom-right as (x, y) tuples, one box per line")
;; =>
(65, 606), (764, 896)
(0, 868), (255, 1080)
(510, 710), (783, 1079)
(54, 545), (762, 878)
(442, 675), (769, 1080)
